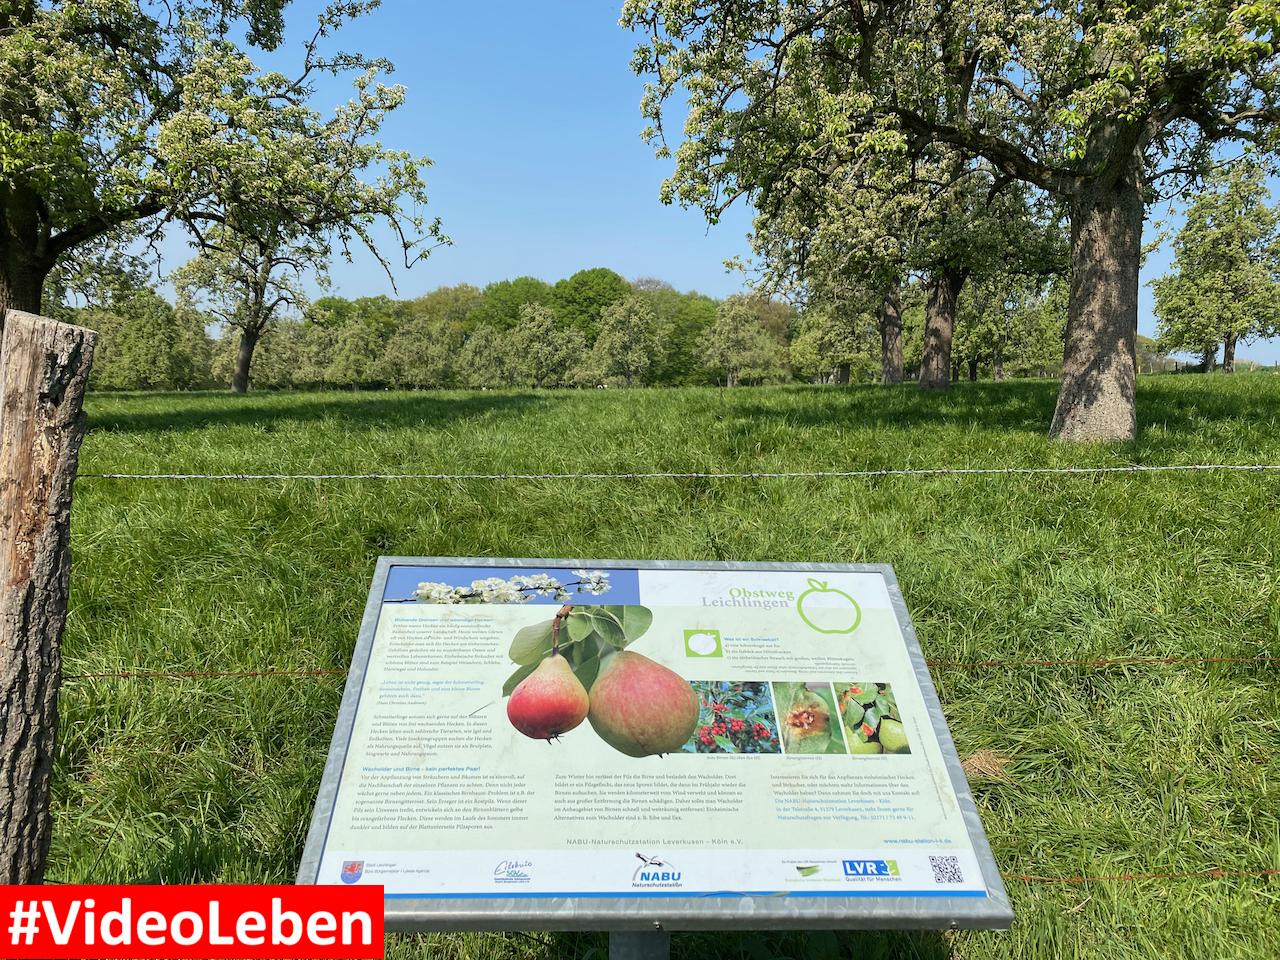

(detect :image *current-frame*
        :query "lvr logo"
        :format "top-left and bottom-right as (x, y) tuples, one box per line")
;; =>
(633, 853), (681, 884)
(843, 859), (899, 877)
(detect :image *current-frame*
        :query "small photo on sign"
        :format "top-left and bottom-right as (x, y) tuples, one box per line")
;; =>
(774, 682), (848, 755)
(683, 681), (781, 754)
(836, 682), (911, 755)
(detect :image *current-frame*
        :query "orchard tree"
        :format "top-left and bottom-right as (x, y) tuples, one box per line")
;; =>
(374, 285), (483, 387)
(78, 285), (211, 389)
(577, 294), (660, 386)
(508, 303), (587, 387)
(700, 298), (790, 386)
(0, 1), (440, 361)
(174, 224), (324, 392)
(456, 324), (518, 388)
(624, 0), (1280, 438)
(789, 302), (879, 384)
(1152, 159), (1280, 372)
(749, 151), (1059, 390)
(729, 139), (913, 383)
(953, 275), (1064, 381)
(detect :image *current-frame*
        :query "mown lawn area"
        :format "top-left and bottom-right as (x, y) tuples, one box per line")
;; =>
(56, 374), (1280, 959)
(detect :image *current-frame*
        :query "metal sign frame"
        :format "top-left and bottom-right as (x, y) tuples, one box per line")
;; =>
(298, 557), (1013, 931)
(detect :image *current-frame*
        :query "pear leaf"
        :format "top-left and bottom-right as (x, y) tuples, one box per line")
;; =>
(597, 605), (627, 625)
(568, 637), (605, 691)
(509, 620), (557, 665)
(566, 612), (597, 644)
(586, 610), (626, 647)
(619, 605), (654, 641)
(502, 662), (537, 697)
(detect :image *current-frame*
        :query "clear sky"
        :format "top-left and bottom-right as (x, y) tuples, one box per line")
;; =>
(177, 1), (1279, 364)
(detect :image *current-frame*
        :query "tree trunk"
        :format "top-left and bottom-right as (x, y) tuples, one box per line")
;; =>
(231, 328), (259, 394)
(0, 258), (51, 367)
(1223, 334), (1236, 374)
(968, 359), (979, 381)
(919, 269), (964, 391)
(1201, 345), (1216, 373)
(878, 287), (903, 384)
(993, 351), (1005, 381)
(1051, 165), (1143, 441)
(835, 363), (850, 385)
(0, 311), (96, 884)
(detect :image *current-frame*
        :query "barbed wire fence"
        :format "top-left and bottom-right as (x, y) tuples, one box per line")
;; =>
(78, 463), (1280, 481)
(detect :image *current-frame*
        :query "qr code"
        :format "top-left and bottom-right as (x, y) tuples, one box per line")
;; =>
(929, 855), (963, 884)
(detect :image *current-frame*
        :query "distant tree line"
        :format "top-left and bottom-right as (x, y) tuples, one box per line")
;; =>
(55, 263), (1101, 391)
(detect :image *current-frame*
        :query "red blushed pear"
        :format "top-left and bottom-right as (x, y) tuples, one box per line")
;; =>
(587, 650), (699, 757)
(506, 653), (589, 741)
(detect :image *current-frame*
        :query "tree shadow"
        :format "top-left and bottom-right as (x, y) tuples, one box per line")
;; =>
(86, 389), (548, 435)
(730, 381), (1061, 435)
(729, 377), (1280, 440)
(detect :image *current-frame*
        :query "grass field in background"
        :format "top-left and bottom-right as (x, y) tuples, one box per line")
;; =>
(55, 374), (1280, 959)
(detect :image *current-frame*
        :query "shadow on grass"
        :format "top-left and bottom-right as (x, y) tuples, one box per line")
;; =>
(86, 390), (547, 434)
(731, 381), (1060, 435)
(732, 377), (1280, 438)
(86, 376), (1280, 442)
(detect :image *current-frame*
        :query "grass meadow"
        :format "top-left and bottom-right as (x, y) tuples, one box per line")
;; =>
(55, 374), (1280, 959)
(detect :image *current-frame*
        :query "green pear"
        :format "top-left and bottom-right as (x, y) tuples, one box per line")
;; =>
(878, 717), (911, 754)
(847, 735), (883, 755)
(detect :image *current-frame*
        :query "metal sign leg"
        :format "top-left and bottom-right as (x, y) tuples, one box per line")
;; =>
(609, 930), (671, 960)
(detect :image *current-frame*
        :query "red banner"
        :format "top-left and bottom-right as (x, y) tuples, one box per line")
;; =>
(0, 886), (383, 959)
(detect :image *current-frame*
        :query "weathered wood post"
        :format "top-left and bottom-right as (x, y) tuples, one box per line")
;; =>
(0, 310), (96, 883)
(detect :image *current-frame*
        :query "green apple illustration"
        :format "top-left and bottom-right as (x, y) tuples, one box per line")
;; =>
(796, 579), (862, 634)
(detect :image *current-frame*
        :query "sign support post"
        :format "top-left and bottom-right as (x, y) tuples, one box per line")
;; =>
(609, 930), (670, 960)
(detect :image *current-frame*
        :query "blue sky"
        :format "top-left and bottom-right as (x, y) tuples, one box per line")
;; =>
(166, 1), (1279, 364)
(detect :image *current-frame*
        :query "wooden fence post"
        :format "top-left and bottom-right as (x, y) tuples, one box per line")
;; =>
(0, 310), (96, 884)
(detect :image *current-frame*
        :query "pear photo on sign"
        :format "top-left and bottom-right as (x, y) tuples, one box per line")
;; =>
(503, 604), (698, 757)
(796, 579), (862, 634)
(837, 682), (911, 755)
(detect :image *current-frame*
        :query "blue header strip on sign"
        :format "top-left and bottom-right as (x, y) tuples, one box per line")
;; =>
(383, 564), (642, 605)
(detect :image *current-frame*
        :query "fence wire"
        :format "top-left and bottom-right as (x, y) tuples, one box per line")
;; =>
(78, 463), (1280, 482)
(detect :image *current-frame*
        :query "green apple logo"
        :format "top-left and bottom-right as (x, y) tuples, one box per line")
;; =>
(796, 579), (862, 634)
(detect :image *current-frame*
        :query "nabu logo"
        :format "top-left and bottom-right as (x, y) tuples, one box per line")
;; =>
(632, 853), (682, 887)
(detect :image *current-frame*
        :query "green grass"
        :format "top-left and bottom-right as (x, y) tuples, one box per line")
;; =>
(56, 374), (1280, 959)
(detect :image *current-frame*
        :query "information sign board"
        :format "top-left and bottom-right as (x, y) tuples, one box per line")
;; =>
(298, 558), (1012, 931)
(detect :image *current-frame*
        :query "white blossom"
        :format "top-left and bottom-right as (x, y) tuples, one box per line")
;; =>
(572, 568), (611, 595)
(412, 581), (465, 603)
(411, 569), (612, 604)
(510, 573), (564, 596)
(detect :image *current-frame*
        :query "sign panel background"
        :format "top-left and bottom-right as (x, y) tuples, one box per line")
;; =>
(298, 558), (1012, 930)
